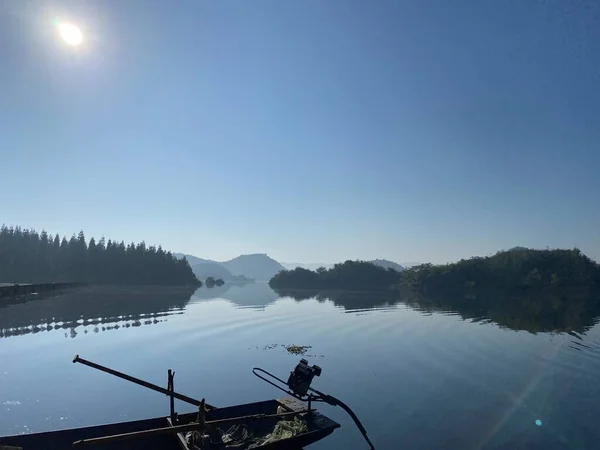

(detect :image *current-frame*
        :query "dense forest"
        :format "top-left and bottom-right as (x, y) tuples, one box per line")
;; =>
(270, 249), (600, 333)
(400, 248), (600, 294)
(269, 260), (401, 291)
(397, 248), (600, 333)
(270, 249), (600, 294)
(0, 225), (200, 286)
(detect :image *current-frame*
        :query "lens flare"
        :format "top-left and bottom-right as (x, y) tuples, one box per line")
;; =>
(57, 22), (83, 46)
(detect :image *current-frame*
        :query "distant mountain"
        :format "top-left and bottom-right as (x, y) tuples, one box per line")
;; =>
(508, 246), (530, 252)
(175, 252), (283, 281)
(177, 253), (402, 282)
(174, 253), (250, 282)
(399, 262), (421, 268)
(281, 262), (334, 271)
(173, 253), (214, 266)
(220, 254), (286, 281)
(371, 259), (405, 272)
(190, 262), (234, 281)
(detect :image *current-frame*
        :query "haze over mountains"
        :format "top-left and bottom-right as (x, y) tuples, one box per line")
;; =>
(174, 253), (286, 282)
(176, 253), (405, 282)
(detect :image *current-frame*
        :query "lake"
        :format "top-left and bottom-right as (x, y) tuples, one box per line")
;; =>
(1, 283), (600, 450)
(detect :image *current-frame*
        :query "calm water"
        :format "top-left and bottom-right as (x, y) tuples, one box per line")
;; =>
(1, 284), (600, 450)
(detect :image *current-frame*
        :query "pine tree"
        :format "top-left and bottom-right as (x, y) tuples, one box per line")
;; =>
(0, 225), (200, 286)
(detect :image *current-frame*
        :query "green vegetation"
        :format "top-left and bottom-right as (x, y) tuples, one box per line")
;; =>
(400, 248), (600, 333)
(0, 225), (200, 286)
(400, 248), (600, 294)
(269, 260), (400, 291)
(270, 249), (600, 333)
(205, 277), (225, 287)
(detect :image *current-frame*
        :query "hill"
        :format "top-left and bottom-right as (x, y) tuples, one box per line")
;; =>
(400, 248), (600, 334)
(173, 253), (213, 266)
(281, 262), (334, 271)
(400, 248), (600, 294)
(282, 259), (404, 272)
(221, 254), (286, 281)
(269, 260), (400, 291)
(175, 252), (283, 281)
(371, 259), (405, 271)
(190, 262), (234, 281)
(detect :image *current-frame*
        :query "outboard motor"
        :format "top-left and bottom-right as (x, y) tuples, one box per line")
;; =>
(253, 359), (375, 450)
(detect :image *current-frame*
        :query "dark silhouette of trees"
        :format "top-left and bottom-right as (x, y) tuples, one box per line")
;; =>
(269, 260), (401, 291)
(399, 248), (600, 333)
(400, 248), (600, 295)
(0, 225), (200, 286)
(204, 277), (225, 288)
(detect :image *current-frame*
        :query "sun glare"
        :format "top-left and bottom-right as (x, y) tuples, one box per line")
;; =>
(58, 22), (83, 46)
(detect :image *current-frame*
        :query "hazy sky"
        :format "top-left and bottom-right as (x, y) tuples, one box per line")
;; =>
(1, 0), (599, 264)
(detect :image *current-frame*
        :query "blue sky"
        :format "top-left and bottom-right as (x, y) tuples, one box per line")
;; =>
(1, 0), (598, 264)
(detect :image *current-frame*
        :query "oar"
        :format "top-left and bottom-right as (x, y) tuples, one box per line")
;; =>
(72, 355), (215, 410)
(72, 410), (307, 447)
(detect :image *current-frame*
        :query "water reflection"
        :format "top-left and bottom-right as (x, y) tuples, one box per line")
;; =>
(273, 289), (400, 311)
(190, 282), (279, 309)
(0, 286), (193, 339)
(3, 283), (600, 340)
(274, 287), (600, 335)
(403, 288), (600, 334)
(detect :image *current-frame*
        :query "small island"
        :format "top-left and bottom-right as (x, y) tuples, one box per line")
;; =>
(205, 277), (225, 288)
(269, 260), (401, 291)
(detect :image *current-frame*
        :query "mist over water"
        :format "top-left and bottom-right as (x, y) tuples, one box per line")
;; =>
(1, 284), (600, 450)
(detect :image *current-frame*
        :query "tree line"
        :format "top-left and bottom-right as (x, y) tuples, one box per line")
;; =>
(0, 225), (200, 286)
(400, 248), (600, 295)
(269, 260), (400, 291)
(268, 249), (600, 334)
(269, 249), (600, 294)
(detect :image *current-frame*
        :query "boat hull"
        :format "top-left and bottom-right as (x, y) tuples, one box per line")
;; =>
(0, 399), (339, 450)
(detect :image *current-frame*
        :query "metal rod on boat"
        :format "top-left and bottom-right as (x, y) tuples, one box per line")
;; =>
(72, 410), (308, 447)
(72, 355), (215, 410)
(168, 369), (176, 423)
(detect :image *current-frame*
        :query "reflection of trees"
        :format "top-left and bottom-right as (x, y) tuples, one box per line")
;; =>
(0, 286), (194, 339)
(276, 286), (600, 334)
(403, 287), (600, 333)
(273, 289), (400, 311)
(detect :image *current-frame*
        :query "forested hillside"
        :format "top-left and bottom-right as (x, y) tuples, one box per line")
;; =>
(269, 260), (400, 291)
(400, 248), (600, 294)
(0, 225), (199, 286)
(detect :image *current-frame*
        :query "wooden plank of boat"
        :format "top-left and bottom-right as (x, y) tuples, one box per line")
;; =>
(0, 415), (175, 450)
(0, 399), (339, 450)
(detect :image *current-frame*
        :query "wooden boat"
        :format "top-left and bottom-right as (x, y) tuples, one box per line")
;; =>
(1, 356), (373, 450)
(0, 398), (339, 450)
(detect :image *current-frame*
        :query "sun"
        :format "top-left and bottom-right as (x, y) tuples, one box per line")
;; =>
(57, 22), (83, 46)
